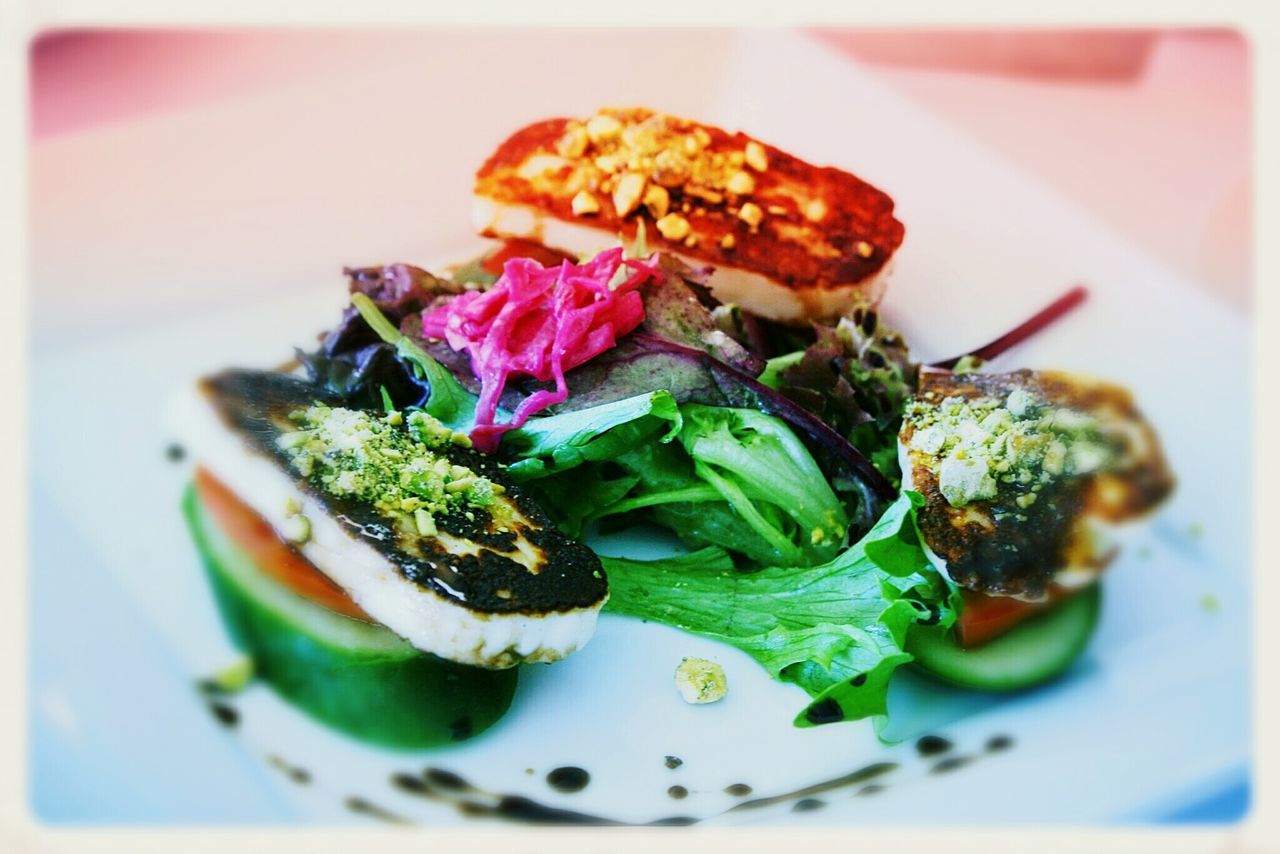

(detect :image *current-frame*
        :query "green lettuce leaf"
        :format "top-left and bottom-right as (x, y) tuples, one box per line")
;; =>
(601, 491), (958, 727)
(503, 395), (851, 566)
(501, 391), (682, 481)
(351, 292), (478, 433)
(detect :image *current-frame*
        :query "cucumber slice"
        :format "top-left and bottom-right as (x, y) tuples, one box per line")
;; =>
(906, 584), (1101, 692)
(183, 485), (518, 748)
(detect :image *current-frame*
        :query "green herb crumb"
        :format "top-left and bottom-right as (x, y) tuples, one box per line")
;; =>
(904, 386), (1112, 508)
(275, 405), (497, 534)
(675, 657), (728, 704)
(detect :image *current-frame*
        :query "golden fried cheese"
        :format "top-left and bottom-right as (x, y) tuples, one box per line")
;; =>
(473, 107), (905, 324)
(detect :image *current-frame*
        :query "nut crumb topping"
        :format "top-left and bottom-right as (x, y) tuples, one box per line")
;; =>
(738, 202), (763, 230)
(549, 108), (781, 242)
(571, 190), (600, 216)
(655, 212), (692, 241)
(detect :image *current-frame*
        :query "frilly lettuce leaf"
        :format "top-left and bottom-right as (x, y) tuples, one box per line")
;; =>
(600, 491), (959, 728)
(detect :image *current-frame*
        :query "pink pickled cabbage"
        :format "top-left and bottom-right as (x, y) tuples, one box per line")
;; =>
(421, 246), (662, 452)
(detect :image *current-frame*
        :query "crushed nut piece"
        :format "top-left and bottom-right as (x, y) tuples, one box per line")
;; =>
(684, 235), (698, 247)
(594, 154), (622, 174)
(738, 202), (764, 229)
(586, 113), (622, 143)
(767, 204), (788, 216)
(642, 184), (670, 219)
(612, 171), (647, 217)
(685, 185), (724, 205)
(720, 233), (736, 250)
(655, 213), (692, 241)
(725, 170), (756, 196)
(653, 148), (692, 187)
(744, 140), (769, 172)
(557, 123), (588, 158)
(855, 240), (874, 258)
(571, 190), (600, 216)
(804, 198), (828, 222)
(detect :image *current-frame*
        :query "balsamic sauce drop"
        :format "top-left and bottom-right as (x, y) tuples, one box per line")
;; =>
(345, 796), (408, 824)
(930, 756), (972, 775)
(425, 767), (470, 791)
(267, 754), (311, 785)
(724, 783), (753, 797)
(545, 766), (590, 793)
(667, 785), (689, 800)
(208, 701), (238, 728)
(986, 734), (1014, 753)
(165, 443), (186, 462)
(915, 734), (953, 757)
(664, 755), (684, 769)
(792, 798), (825, 812)
(726, 762), (898, 814)
(803, 698), (845, 725)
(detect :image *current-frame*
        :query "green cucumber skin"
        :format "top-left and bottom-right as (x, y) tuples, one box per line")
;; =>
(183, 486), (518, 749)
(906, 584), (1102, 693)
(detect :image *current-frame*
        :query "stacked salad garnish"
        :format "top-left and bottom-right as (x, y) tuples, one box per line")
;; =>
(180, 108), (1173, 749)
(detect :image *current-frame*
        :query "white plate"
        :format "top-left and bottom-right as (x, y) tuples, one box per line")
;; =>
(28, 30), (1250, 825)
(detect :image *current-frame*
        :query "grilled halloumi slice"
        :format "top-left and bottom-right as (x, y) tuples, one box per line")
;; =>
(184, 370), (608, 668)
(473, 107), (905, 325)
(898, 368), (1173, 600)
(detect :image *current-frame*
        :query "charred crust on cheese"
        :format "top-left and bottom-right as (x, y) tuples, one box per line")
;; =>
(474, 108), (905, 323)
(199, 370), (607, 616)
(901, 369), (1173, 599)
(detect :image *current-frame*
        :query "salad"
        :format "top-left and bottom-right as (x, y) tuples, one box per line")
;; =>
(178, 107), (1173, 754)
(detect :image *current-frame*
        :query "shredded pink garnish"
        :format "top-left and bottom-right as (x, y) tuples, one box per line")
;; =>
(422, 246), (662, 452)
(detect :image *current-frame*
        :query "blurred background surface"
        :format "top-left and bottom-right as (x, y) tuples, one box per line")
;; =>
(31, 28), (1251, 307)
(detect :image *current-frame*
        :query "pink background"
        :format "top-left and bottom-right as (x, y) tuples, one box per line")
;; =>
(30, 28), (1251, 309)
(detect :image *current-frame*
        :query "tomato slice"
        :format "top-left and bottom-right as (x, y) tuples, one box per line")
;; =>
(954, 585), (1079, 649)
(193, 467), (371, 622)
(479, 239), (576, 276)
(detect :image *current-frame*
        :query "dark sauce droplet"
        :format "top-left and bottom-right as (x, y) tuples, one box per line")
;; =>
(449, 717), (473, 741)
(165, 443), (186, 462)
(667, 785), (688, 800)
(857, 783), (886, 797)
(930, 756), (972, 775)
(726, 762), (897, 815)
(493, 795), (618, 825)
(647, 815), (698, 826)
(804, 698), (844, 725)
(208, 701), (238, 728)
(792, 798), (826, 812)
(425, 767), (469, 791)
(266, 755), (310, 785)
(664, 755), (684, 769)
(545, 766), (590, 793)
(391, 772), (428, 794)
(849, 673), (867, 687)
(345, 796), (408, 824)
(724, 783), (752, 797)
(915, 734), (953, 757)
(986, 734), (1014, 753)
